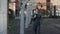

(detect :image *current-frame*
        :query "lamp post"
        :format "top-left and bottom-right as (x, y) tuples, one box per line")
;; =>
(25, 1), (32, 28)
(53, 3), (56, 17)
(54, 5), (56, 17)
(20, 0), (29, 34)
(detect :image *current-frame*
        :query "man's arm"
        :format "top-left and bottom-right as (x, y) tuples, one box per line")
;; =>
(31, 14), (37, 20)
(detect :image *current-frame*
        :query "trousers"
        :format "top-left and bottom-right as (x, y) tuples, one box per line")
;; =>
(32, 21), (40, 34)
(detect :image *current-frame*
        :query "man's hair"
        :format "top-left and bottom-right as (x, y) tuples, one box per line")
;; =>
(32, 9), (36, 11)
(37, 3), (43, 7)
(36, 3), (43, 9)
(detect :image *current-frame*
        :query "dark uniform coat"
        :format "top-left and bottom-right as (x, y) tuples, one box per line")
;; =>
(32, 13), (41, 34)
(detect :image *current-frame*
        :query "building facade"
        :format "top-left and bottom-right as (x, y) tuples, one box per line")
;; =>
(9, 0), (22, 16)
(36, 0), (60, 16)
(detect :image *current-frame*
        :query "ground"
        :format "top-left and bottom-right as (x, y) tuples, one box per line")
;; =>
(25, 18), (60, 34)
(40, 18), (60, 34)
(8, 17), (20, 34)
(8, 17), (60, 34)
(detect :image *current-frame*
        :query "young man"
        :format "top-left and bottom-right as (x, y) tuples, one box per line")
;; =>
(32, 4), (43, 34)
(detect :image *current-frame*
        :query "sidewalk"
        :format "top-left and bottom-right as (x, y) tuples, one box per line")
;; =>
(40, 18), (60, 34)
(8, 18), (60, 34)
(25, 18), (60, 34)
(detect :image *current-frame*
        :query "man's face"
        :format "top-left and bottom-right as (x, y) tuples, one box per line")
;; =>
(35, 9), (38, 14)
(34, 9), (38, 14)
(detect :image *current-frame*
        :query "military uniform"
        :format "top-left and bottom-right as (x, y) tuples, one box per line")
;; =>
(32, 12), (41, 34)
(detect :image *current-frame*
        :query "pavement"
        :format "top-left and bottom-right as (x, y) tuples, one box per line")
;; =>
(25, 18), (60, 34)
(40, 18), (60, 34)
(8, 17), (60, 34)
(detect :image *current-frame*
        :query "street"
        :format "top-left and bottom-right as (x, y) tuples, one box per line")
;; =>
(8, 17), (60, 34)
(25, 18), (60, 34)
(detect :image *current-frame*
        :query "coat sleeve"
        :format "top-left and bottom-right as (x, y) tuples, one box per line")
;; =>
(31, 14), (37, 20)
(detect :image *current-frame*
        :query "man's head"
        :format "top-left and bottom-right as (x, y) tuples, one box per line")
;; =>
(36, 3), (43, 9)
(33, 9), (38, 14)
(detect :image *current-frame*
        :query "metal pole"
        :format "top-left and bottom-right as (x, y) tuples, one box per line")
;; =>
(25, 6), (30, 28)
(28, 5), (33, 25)
(0, 0), (7, 34)
(54, 5), (56, 17)
(20, 0), (28, 34)
(25, 1), (33, 28)
(25, 0), (36, 28)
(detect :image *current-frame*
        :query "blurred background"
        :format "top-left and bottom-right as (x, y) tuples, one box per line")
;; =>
(7, 0), (60, 34)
